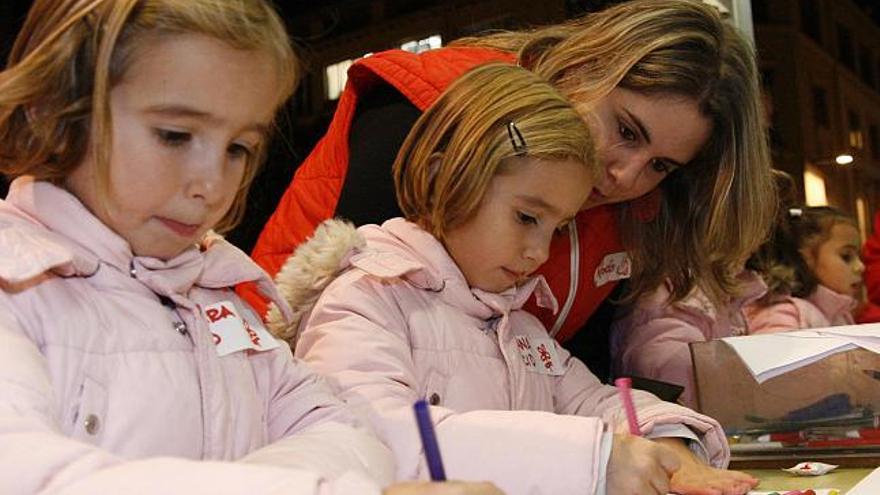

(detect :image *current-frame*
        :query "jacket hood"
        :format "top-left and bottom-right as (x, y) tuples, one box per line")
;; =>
(269, 218), (557, 344)
(808, 284), (857, 322)
(267, 218), (365, 341)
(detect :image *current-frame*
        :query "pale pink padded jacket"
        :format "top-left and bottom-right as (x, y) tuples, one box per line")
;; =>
(286, 218), (730, 495)
(744, 284), (856, 333)
(611, 272), (769, 408)
(0, 178), (393, 494)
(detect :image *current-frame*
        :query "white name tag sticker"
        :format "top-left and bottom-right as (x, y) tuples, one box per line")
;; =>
(513, 336), (564, 376)
(594, 251), (631, 287)
(204, 300), (279, 356)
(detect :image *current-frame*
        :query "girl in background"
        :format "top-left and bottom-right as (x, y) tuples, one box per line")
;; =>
(0, 1), (500, 494)
(275, 63), (757, 495)
(745, 206), (863, 332)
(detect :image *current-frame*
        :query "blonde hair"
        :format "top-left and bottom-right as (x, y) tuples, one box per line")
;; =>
(0, 0), (298, 233)
(455, 0), (775, 305)
(394, 63), (597, 240)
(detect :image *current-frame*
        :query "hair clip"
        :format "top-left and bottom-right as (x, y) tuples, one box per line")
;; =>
(788, 208), (803, 218)
(507, 121), (528, 156)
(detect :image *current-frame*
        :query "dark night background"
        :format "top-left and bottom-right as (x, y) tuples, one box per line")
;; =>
(1, 0), (879, 253)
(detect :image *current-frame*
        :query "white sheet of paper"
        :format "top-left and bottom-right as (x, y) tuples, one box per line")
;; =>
(722, 332), (854, 382)
(721, 324), (880, 383)
(847, 466), (880, 495)
(818, 323), (880, 353)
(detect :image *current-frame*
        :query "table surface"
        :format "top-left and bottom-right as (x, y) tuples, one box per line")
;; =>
(744, 468), (874, 493)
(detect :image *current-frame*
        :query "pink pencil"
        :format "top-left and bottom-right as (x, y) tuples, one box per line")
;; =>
(615, 377), (643, 436)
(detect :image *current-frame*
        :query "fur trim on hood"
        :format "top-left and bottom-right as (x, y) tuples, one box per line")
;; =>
(266, 219), (364, 345)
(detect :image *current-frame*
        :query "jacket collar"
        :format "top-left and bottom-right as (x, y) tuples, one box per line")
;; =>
(2, 177), (291, 319)
(735, 270), (770, 308)
(808, 284), (856, 321)
(666, 270), (767, 319)
(352, 218), (558, 320)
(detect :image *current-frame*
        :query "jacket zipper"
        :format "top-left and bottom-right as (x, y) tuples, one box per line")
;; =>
(549, 218), (579, 337)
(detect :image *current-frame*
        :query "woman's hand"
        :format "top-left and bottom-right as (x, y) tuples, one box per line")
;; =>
(383, 481), (505, 495)
(654, 437), (759, 495)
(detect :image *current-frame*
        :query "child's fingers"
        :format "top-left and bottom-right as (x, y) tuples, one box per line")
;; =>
(384, 481), (505, 495)
(648, 468), (672, 495)
(694, 479), (754, 495)
(720, 480), (755, 495)
(731, 480), (758, 495)
(658, 448), (681, 475)
(713, 471), (759, 495)
(724, 469), (759, 485)
(670, 483), (721, 495)
(670, 463), (761, 495)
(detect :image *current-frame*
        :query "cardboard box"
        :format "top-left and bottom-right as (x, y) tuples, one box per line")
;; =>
(690, 340), (880, 468)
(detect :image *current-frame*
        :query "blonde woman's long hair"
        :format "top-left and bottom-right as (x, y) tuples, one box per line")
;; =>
(394, 62), (598, 240)
(0, 0), (298, 233)
(455, 0), (775, 306)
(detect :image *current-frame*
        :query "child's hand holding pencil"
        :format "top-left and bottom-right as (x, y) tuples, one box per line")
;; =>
(383, 481), (505, 495)
(614, 378), (758, 495)
(403, 400), (505, 495)
(607, 432), (681, 494)
(609, 378), (680, 494)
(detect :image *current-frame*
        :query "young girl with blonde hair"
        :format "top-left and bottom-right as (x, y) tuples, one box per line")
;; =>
(0, 1), (501, 494)
(245, 0), (775, 373)
(274, 62), (758, 495)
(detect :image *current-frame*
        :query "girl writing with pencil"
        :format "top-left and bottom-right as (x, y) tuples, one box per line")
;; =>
(272, 63), (758, 495)
(0, 1), (501, 494)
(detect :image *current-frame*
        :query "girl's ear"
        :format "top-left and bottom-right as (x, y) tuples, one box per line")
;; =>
(424, 153), (443, 212)
(413, 153), (443, 236)
(799, 244), (817, 271)
(24, 100), (52, 132)
(24, 104), (40, 125)
(428, 152), (443, 184)
(24, 102), (67, 157)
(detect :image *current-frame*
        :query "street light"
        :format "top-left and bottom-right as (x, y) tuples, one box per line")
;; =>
(802, 154), (855, 206)
(811, 154), (855, 166)
(834, 154), (854, 165)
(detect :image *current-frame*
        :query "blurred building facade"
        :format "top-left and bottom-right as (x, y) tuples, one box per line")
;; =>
(754, 0), (880, 238)
(283, 0), (571, 133)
